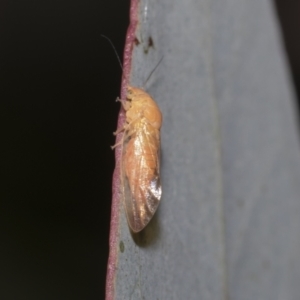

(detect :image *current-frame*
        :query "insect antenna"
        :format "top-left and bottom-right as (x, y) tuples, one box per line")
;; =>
(101, 34), (124, 72)
(142, 55), (164, 89)
(102, 34), (163, 91)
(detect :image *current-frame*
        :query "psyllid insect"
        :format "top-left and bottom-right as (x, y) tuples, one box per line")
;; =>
(102, 35), (162, 232)
(114, 86), (162, 232)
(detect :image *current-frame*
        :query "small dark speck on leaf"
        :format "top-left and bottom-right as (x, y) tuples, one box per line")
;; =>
(148, 36), (154, 48)
(144, 36), (155, 54)
(119, 241), (125, 253)
(134, 37), (140, 45)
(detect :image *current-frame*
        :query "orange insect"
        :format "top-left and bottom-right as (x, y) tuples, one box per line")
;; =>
(114, 86), (162, 232)
(101, 34), (163, 232)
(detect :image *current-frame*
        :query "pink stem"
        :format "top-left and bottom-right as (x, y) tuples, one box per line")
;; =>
(105, 1), (139, 299)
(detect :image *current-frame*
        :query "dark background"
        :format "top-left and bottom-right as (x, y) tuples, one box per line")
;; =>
(0, 1), (298, 299)
(1, 1), (129, 299)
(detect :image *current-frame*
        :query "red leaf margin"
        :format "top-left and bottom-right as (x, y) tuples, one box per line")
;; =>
(105, 1), (139, 299)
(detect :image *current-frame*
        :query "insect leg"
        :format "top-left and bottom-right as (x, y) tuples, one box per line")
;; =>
(111, 118), (140, 150)
(111, 140), (123, 150)
(116, 97), (131, 111)
(111, 123), (137, 149)
(113, 123), (129, 136)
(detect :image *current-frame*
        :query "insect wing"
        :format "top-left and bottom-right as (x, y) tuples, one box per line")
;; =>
(121, 127), (161, 232)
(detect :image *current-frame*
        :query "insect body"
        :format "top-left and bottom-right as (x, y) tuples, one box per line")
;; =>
(114, 86), (162, 232)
